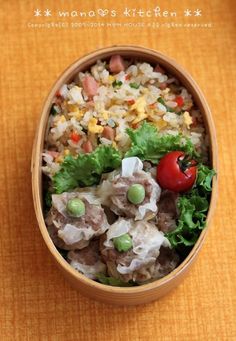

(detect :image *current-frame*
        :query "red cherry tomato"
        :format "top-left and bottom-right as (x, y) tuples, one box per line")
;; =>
(156, 151), (197, 192)
(175, 96), (184, 107)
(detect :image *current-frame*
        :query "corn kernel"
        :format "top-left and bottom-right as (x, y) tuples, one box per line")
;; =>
(132, 114), (148, 125)
(55, 155), (64, 163)
(154, 119), (167, 130)
(67, 104), (78, 112)
(64, 149), (70, 156)
(109, 75), (115, 83)
(88, 118), (104, 134)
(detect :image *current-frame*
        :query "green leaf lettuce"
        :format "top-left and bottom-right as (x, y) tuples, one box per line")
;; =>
(95, 273), (136, 287)
(52, 145), (121, 193)
(196, 164), (216, 191)
(166, 164), (215, 249)
(166, 189), (209, 248)
(125, 121), (198, 163)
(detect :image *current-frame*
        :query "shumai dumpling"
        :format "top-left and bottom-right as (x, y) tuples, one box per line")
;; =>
(67, 240), (106, 279)
(45, 191), (109, 250)
(98, 157), (161, 220)
(100, 218), (179, 284)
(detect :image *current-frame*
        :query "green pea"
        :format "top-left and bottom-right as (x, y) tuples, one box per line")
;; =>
(127, 184), (145, 205)
(66, 198), (85, 217)
(113, 234), (133, 252)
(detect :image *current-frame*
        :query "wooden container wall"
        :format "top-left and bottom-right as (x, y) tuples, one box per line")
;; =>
(31, 46), (218, 305)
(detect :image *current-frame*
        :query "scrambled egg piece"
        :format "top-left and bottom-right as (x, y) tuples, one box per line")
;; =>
(69, 110), (84, 120)
(67, 104), (78, 112)
(130, 97), (148, 124)
(183, 111), (193, 129)
(55, 155), (64, 163)
(162, 88), (170, 94)
(153, 119), (167, 130)
(67, 104), (84, 120)
(55, 115), (66, 126)
(88, 118), (104, 134)
(63, 149), (70, 156)
(112, 141), (117, 148)
(101, 111), (109, 120)
(108, 75), (115, 83)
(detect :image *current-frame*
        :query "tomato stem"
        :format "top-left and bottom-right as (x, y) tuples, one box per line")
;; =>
(177, 155), (197, 174)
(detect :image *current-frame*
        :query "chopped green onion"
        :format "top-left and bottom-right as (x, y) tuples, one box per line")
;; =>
(157, 97), (165, 105)
(112, 80), (123, 88)
(95, 273), (136, 287)
(129, 82), (140, 89)
(44, 190), (52, 208)
(50, 105), (58, 116)
(157, 97), (175, 112)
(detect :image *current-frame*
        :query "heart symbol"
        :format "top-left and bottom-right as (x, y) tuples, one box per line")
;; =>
(97, 8), (109, 17)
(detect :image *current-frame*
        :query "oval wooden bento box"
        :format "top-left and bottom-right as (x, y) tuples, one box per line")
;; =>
(31, 45), (218, 305)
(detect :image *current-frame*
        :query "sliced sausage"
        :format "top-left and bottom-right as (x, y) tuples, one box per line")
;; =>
(102, 126), (115, 140)
(82, 141), (93, 153)
(109, 55), (125, 73)
(154, 64), (165, 74)
(82, 76), (98, 98)
(159, 82), (167, 90)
